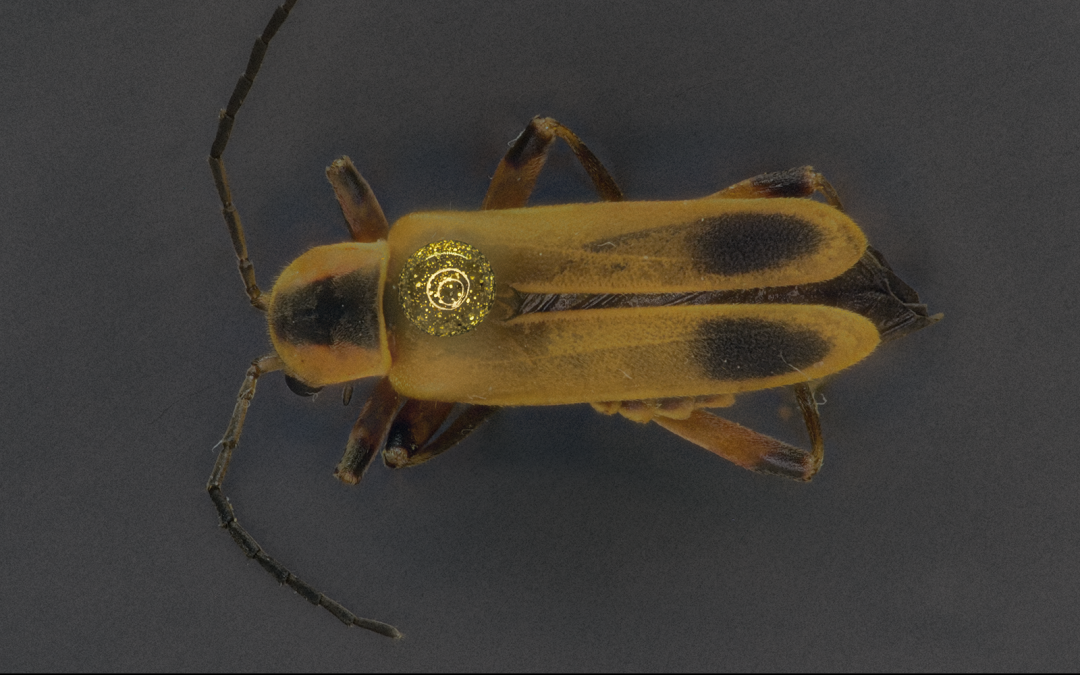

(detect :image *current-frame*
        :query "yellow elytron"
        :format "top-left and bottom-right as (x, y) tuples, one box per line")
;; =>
(207, 0), (940, 640)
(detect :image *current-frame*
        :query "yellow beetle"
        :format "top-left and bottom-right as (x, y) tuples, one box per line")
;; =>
(207, 0), (939, 639)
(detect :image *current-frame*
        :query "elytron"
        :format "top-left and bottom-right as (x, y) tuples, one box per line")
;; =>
(207, 0), (939, 638)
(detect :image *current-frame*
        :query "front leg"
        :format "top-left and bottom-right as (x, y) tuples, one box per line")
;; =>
(325, 156), (390, 243)
(334, 377), (401, 485)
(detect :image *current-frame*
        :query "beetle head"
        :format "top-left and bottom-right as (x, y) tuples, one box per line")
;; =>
(267, 242), (391, 389)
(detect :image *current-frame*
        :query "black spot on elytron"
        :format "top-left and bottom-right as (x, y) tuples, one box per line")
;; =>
(271, 268), (380, 347)
(695, 317), (830, 381)
(693, 212), (823, 276)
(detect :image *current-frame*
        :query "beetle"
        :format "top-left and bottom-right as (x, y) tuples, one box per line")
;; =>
(207, 1), (940, 639)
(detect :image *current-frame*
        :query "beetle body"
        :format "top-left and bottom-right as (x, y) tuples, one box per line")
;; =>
(269, 197), (892, 406)
(207, 0), (939, 639)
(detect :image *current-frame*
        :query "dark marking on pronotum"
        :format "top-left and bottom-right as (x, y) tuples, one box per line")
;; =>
(693, 213), (823, 275)
(695, 317), (830, 381)
(271, 269), (381, 347)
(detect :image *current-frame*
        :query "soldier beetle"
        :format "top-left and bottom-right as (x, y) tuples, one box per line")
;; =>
(207, 0), (939, 638)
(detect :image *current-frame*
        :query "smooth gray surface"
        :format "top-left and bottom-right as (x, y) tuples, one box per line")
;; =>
(3, 1), (1078, 670)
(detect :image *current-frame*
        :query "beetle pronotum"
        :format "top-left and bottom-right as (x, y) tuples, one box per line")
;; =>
(208, 1), (940, 639)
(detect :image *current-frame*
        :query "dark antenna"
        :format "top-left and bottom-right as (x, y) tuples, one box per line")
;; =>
(205, 0), (402, 639)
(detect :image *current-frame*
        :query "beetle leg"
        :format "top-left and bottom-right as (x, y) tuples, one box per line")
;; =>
(482, 116), (624, 210)
(207, 355), (402, 638)
(382, 403), (498, 469)
(791, 381), (825, 475)
(334, 377), (401, 485)
(381, 399), (456, 467)
(325, 157), (390, 242)
(208, 0), (299, 312)
(648, 383), (825, 481)
(653, 407), (822, 482)
(709, 166), (844, 211)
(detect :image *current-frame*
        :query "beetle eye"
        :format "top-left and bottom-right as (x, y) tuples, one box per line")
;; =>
(285, 375), (323, 397)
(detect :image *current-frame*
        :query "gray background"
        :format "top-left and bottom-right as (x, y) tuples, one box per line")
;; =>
(3, 1), (1078, 670)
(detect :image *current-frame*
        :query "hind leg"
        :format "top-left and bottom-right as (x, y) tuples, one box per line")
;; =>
(598, 383), (825, 481)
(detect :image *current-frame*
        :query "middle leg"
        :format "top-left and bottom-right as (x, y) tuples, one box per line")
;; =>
(709, 166), (844, 211)
(336, 392), (497, 481)
(483, 116), (624, 210)
(382, 403), (499, 469)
